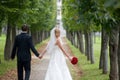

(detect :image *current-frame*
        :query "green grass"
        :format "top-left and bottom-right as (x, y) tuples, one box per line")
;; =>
(35, 38), (49, 48)
(68, 37), (109, 80)
(0, 35), (17, 76)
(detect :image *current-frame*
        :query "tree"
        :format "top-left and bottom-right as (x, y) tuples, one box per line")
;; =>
(63, 0), (97, 64)
(63, 0), (120, 79)
(99, 27), (109, 74)
(104, 0), (120, 79)
(0, 0), (31, 60)
(0, 0), (56, 60)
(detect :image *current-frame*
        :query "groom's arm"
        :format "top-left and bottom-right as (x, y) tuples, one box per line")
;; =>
(28, 36), (40, 57)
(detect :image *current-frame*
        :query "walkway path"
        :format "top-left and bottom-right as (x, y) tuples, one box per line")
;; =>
(30, 38), (81, 80)
(30, 57), (49, 80)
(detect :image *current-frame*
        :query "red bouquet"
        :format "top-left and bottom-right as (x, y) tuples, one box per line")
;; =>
(71, 57), (78, 65)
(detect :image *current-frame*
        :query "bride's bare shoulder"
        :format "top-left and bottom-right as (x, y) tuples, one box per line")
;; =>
(56, 38), (63, 45)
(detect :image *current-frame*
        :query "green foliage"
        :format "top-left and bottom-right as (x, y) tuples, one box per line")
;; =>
(62, 0), (101, 32)
(62, 0), (81, 31)
(104, 0), (120, 9)
(29, 0), (57, 31)
(63, 0), (120, 32)
(0, 0), (57, 31)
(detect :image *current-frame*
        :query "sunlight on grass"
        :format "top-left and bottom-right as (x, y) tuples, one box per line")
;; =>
(67, 36), (109, 80)
(35, 38), (49, 49)
(0, 35), (6, 55)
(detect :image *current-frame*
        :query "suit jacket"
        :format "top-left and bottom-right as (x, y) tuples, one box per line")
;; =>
(11, 33), (39, 61)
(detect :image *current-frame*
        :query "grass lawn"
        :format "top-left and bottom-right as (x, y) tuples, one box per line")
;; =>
(68, 37), (109, 80)
(0, 35), (17, 76)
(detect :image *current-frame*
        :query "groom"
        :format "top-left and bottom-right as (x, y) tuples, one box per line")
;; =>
(11, 24), (41, 80)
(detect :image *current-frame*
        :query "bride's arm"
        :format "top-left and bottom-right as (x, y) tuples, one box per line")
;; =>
(41, 49), (47, 57)
(40, 43), (49, 58)
(40, 40), (52, 58)
(56, 39), (71, 60)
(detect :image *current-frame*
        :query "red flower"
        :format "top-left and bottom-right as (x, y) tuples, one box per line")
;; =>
(71, 57), (78, 65)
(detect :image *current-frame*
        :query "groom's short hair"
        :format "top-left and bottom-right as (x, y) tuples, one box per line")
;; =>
(21, 24), (29, 31)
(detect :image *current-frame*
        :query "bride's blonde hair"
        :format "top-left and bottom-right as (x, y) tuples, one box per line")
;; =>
(55, 28), (60, 33)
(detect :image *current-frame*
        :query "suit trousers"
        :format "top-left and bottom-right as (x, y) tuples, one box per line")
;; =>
(17, 61), (31, 80)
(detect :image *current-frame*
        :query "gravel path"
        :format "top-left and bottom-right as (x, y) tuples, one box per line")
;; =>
(30, 55), (50, 80)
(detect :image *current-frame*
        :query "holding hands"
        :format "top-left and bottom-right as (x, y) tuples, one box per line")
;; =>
(38, 49), (47, 59)
(38, 54), (43, 59)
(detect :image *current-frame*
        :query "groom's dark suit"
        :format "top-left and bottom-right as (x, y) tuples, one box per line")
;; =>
(11, 33), (40, 80)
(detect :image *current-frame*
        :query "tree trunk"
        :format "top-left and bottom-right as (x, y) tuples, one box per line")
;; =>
(94, 32), (96, 44)
(77, 31), (84, 53)
(0, 27), (2, 36)
(69, 31), (72, 42)
(84, 32), (90, 61)
(67, 31), (70, 41)
(4, 25), (12, 60)
(74, 32), (78, 48)
(47, 31), (50, 38)
(38, 31), (41, 43)
(85, 32), (88, 56)
(12, 27), (16, 46)
(109, 27), (119, 80)
(70, 31), (74, 45)
(118, 26), (120, 80)
(31, 31), (38, 45)
(42, 31), (45, 41)
(99, 47), (103, 69)
(44, 31), (47, 40)
(99, 27), (109, 74)
(39, 31), (42, 42)
(76, 33), (79, 48)
(72, 31), (76, 46)
(89, 32), (94, 64)
(36, 31), (39, 43)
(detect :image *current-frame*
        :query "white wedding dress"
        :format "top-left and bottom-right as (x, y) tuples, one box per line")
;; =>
(44, 28), (72, 80)
(44, 44), (72, 80)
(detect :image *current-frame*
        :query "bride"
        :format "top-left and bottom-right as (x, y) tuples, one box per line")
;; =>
(40, 26), (73, 80)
